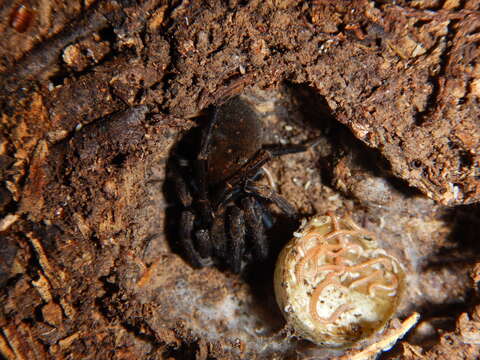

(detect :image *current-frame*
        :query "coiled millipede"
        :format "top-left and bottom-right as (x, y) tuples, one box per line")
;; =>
(274, 212), (405, 347)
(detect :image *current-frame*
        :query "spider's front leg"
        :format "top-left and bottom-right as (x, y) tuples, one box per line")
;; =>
(195, 229), (212, 259)
(179, 211), (205, 268)
(193, 158), (214, 226)
(210, 213), (228, 261)
(245, 182), (297, 218)
(171, 157), (213, 263)
(241, 196), (268, 261)
(214, 145), (307, 208)
(179, 211), (214, 268)
(227, 206), (246, 274)
(194, 107), (221, 226)
(169, 157), (193, 208)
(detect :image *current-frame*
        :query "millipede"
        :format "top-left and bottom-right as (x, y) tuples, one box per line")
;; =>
(10, 3), (33, 33)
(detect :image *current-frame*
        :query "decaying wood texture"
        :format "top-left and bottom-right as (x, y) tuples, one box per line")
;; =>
(1, 0), (479, 359)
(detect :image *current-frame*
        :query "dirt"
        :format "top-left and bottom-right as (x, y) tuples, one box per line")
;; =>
(0, 0), (480, 359)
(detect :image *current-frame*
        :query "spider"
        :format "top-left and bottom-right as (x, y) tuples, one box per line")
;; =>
(167, 96), (309, 273)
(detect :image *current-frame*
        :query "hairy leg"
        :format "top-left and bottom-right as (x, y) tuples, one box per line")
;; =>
(245, 182), (296, 218)
(210, 213), (228, 261)
(227, 206), (246, 274)
(195, 229), (212, 259)
(169, 157), (193, 207)
(180, 211), (205, 268)
(242, 196), (268, 260)
(214, 144), (307, 208)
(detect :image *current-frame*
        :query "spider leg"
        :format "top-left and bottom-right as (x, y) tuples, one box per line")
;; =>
(245, 182), (297, 218)
(227, 206), (245, 274)
(198, 107), (220, 161)
(213, 149), (273, 207)
(168, 156), (193, 207)
(263, 137), (321, 155)
(195, 229), (212, 259)
(210, 213), (228, 261)
(214, 145), (307, 207)
(193, 159), (213, 226)
(263, 143), (307, 156)
(257, 200), (274, 229)
(242, 196), (268, 260)
(180, 210), (205, 268)
(192, 109), (220, 226)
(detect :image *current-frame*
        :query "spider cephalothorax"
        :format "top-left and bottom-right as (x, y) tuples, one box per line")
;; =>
(167, 96), (307, 273)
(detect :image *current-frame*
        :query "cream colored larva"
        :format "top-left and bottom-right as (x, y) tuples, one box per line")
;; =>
(274, 212), (405, 347)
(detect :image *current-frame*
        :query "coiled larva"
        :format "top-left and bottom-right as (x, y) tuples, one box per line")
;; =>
(274, 212), (405, 347)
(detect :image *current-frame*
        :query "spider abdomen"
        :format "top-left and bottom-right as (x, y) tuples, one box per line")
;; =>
(206, 97), (264, 187)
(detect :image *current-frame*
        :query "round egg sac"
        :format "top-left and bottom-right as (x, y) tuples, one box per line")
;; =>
(274, 212), (405, 347)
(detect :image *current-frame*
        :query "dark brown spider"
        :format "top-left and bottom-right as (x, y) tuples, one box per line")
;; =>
(166, 96), (309, 273)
